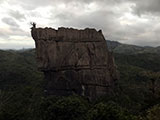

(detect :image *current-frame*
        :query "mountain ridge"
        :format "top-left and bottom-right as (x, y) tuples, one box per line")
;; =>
(0, 40), (160, 54)
(106, 40), (160, 54)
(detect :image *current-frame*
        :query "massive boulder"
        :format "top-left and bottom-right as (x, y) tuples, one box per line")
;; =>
(31, 26), (117, 100)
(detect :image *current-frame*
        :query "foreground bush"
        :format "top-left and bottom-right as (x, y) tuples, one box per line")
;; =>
(39, 96), (89, 120)
(87, 101), (137, 120)
(146, 104), (160, 120)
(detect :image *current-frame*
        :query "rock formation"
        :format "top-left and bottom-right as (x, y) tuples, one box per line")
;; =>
(31, 26), (117, 100)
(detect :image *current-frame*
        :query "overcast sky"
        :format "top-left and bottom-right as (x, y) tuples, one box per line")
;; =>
(0, 0), (160, 49)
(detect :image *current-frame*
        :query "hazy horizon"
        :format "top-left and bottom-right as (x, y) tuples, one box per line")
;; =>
(0, 0), (160, 49)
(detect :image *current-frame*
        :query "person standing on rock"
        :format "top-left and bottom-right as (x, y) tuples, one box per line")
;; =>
(30, 22), (36, 28)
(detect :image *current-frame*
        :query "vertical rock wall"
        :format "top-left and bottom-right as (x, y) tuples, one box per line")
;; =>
(31, 27), (117, 100)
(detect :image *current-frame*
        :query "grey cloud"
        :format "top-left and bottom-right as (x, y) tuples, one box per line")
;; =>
(52, 9), (123, 39)
(0, 27), (32, 49)
(127, 0), (160, 15)
(49, 1), (160, 46)
(2, 17), (19, 27)
(0, 16), (29, 42)
(10, 0), (54, 10)
(0, 42), (34, 50)
(10, 27), (28, 36)
(130, 38), (160, 47)
(0, 27), (28, 41)
(9, 10), (26, 21)
(115, 23), (160, 46)
(0, 0), (4, 4)
(1, 0), (160, 49)
(10, 0), (122, 10)
(11, 0), (160, 16)
(53, 10), (116, 28)
(0, 30), (9, 39)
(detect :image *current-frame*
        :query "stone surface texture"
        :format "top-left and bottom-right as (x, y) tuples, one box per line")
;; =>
(31, 27), (117, 100)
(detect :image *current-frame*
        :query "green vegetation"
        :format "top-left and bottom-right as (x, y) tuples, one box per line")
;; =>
(0, 48), (160, 120)
(146, 104), (160, 120)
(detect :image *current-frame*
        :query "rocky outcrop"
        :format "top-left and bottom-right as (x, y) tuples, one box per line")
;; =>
(31, 26), (118, 100)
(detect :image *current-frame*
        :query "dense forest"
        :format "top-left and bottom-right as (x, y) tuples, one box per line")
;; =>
(0, 41), (160, 120)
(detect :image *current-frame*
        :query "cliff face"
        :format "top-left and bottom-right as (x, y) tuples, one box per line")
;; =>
(31, 27), (117, 100)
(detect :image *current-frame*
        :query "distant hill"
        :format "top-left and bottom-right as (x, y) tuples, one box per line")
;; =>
(106, 40), (160, 54)
(0, 49), (43, 90)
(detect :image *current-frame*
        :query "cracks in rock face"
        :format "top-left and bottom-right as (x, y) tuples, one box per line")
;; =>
(32, 27), (118, 99)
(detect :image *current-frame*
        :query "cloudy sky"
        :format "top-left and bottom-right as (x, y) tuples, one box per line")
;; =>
(0, 0), (160, 49)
